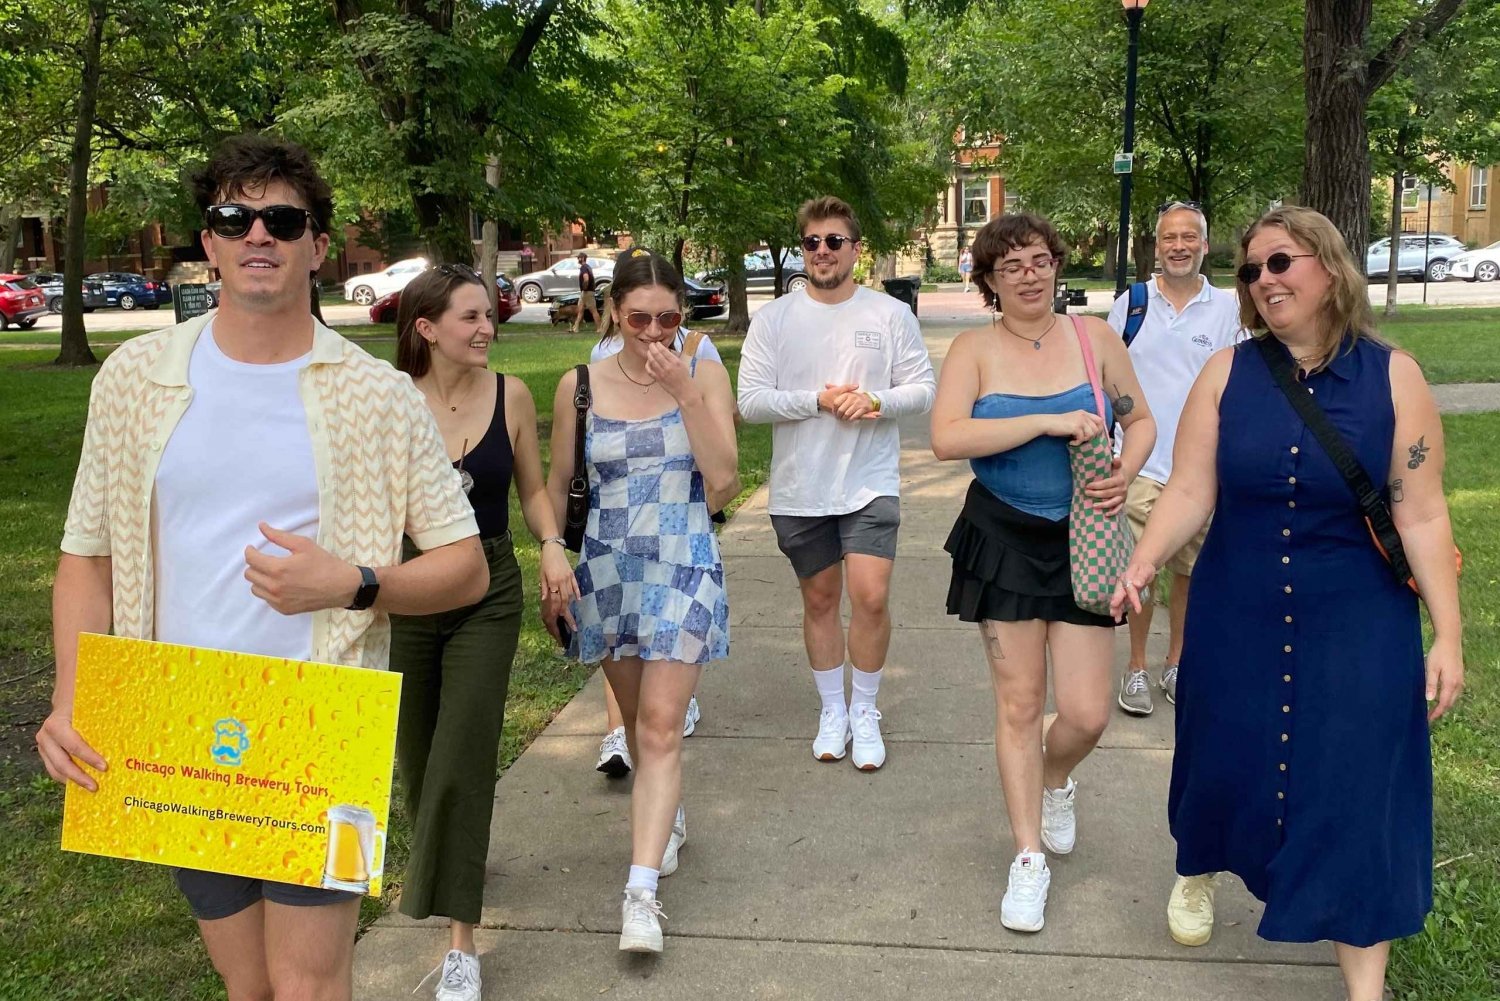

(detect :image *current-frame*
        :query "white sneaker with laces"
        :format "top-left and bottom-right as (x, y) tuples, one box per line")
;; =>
(813, 706), (850, 761)
(1167, 873), (1216, 946)
(1000, 852), (1051, 933)
(433, 949), (481, 1001)
(596, 725), (632, 778)
(660, 804), (687, 877)
(619, 888), (666, 953)
(850, 704), (886, 771)
(682, 696), (701, 737)
(1040, 777), (1077, 855)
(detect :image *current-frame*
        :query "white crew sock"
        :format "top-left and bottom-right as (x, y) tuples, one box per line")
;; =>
(626, 865), (659, 894)
(812, 664), (846, 713)
(850, 665), (882, 710)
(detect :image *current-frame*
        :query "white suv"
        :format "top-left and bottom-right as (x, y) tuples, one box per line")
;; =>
(344, 257), (428, 306)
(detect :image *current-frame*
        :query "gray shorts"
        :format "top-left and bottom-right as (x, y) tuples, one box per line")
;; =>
(770, 496), (901, 579)
(173, 867), (358, 921)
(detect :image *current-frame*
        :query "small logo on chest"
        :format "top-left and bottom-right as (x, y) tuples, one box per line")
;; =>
(855, 330), (883, 350)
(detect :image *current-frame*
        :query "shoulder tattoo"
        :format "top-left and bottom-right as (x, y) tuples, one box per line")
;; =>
(1407, 436), (1429, 470)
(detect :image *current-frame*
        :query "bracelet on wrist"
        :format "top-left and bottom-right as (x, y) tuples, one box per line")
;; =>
(541, 536), (567, 549)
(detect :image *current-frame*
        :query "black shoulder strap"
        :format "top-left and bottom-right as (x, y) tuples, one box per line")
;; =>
(1252, 337), (1412, 583)
(571, 364), (591, 482)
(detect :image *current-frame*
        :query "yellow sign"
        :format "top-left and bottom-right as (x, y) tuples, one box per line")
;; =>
(62, 634), (400, 896)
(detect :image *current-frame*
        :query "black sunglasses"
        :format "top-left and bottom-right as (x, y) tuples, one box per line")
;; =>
(1157, 200), (1203, 215)
(1236, 252), (1316, 285)
(801, 234), (854, 252)
(206, 203), (316, 242)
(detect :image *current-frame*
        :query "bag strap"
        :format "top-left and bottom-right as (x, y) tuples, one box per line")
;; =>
(1252, 336), (1414, 583)
(571, 363), (591, 484)
(680, 328), (705, 358)
(1070, 315), (1107, 422)
(1122, 281), (1149, 347)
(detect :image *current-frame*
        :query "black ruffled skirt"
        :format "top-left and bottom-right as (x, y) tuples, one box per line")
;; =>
(944, 480), (1116, 628)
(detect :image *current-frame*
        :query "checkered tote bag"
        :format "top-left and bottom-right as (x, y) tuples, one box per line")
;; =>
(1067, 315), (1133, 616)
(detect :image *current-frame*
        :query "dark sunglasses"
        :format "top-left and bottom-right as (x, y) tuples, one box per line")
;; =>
(800, 234), (854, 252)
(206, 203), (316, 241)
(436, 263), (481, 281)
(1157, 200), (1203, 215)
(623, 309), (683, 331)
(1236, 252), (1316, 285)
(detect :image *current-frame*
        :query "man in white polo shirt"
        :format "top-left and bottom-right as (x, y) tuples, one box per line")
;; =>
(738, 195), (936, 772)
(1107, 200), (1243, 718)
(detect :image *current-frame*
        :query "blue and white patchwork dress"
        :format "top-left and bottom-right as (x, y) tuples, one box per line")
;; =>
(568, 399), (730, 665)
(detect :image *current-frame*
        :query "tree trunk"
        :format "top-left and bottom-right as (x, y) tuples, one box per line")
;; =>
(724, 253), (749, 335)
(0, 203), (21, 270)
(413, 189), (475, 265)
(1302, 0), (1374, 254)
(1133, 230), (1154, 283)
(1384, 171), (1403, 318)
(1101, 227), (1117, 283)
(56, 0), (107, 367)
(481, 154), (501, 318)
(767, 239), (785, 298)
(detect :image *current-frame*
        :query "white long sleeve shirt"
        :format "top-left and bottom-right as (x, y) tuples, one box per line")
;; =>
(737, 286), (936, 516)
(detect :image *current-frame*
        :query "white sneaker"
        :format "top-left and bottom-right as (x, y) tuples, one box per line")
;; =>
(1000, 852), (1051, 932)
(619, 888), (666, 953)
(1167, 873), (1217, 946)
(683, 696), (701, 737)
(1040, 777), (1077, 855)
(660, 804), (686, 877)
(813, 706), (850, 761)
(433, 949), (481, 1001)
(850, 704), (886, 771)
(596, 726), (632, 778)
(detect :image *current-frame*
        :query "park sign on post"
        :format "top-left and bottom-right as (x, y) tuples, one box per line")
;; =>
(1113, 152), (1134, 175)
(173, 283), (213, 323)
(61, 634), (400, 897)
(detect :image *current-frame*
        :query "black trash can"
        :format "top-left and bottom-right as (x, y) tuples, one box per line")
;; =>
(882, 276), (920, 316)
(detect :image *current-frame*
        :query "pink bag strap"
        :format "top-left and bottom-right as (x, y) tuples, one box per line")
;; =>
(1070, 315), (1106, 420)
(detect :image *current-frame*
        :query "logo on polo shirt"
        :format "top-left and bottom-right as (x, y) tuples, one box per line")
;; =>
(855, 330), (882, 349)
(1192, 333), (1212, 349)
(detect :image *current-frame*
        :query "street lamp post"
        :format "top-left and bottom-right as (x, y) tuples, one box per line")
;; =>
(1114, 0), (1149, 298)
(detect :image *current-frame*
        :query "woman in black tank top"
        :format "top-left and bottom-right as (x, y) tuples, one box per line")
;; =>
(388, 266), (577, 993)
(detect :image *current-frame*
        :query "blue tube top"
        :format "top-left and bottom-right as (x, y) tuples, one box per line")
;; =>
(969, 384), (1112, 521)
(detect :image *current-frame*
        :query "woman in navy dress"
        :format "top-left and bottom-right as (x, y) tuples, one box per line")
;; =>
(1112, 207), (1463, 1001)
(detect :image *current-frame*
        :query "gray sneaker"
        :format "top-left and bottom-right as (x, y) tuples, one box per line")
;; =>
(1160, 665), (1179, 705)
(1118, 668), (1154, 716)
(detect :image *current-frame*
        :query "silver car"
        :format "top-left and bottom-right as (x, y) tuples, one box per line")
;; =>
(1364, 234), (1468, 282)
(513, 257), (614, 304)
(1446, 240), (1500, 283)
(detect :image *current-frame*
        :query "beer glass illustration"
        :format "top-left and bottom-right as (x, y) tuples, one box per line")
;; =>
(321, 805), (383, 893)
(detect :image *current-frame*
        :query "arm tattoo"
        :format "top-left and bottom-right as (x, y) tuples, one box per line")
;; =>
(1390, 478), (1404, 503)
(1406, 436), (1430, 470)
(981, 621), (1006, 661)
(1111, 383), (1135, 416)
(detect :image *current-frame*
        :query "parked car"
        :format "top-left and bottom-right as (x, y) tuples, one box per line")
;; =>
(696, 250), (809, 295)
(1446, 239), (1500, 283)
(87, 271), (165, 310)
(548, 276), (727, 326)
(0, 274), (49, 329)
(31, 272), (106, 313)
(344, 257), (429, 307)
(369, 274), (522, 325)
(1364, 234), (1467, 282)
(205, 280), (222, 307)
(514, 257), (615, 304)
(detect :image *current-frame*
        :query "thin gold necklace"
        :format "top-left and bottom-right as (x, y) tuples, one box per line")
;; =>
(616, 353), (656, 394)
(434, 371), (483, 412)
(999, 314), (1057, 350)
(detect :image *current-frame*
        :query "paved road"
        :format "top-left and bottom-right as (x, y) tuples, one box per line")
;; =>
(352, 326), (1345, 1000)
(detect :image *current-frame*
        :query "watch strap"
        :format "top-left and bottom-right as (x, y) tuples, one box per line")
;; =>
(345, 565), (379, 611)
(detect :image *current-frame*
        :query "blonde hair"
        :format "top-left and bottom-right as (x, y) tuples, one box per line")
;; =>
(1237, 206), (1385, 363)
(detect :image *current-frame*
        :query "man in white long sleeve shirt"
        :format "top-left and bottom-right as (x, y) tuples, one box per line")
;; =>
(737, 195), (936, 771)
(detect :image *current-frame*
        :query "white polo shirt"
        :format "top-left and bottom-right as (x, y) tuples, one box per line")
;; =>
(1107, 276), (1244, 484)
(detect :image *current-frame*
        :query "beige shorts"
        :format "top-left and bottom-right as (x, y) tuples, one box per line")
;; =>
(1125, 476), (1208, 579)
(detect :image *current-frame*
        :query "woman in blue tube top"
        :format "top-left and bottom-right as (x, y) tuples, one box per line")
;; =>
(929, 212), (1157, 934)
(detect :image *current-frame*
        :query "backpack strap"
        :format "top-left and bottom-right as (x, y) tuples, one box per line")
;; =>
(1122, 281), (1149, 347)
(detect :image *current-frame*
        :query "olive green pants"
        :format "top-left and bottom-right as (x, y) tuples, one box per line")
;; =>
(389, 533), (523, 923)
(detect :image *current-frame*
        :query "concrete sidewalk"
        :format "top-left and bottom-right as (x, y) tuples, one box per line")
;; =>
(354, 328), (1344, 999)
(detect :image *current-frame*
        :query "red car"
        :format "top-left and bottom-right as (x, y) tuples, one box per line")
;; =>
(369, 274), (522, 324)
(0, 274), (49, 330)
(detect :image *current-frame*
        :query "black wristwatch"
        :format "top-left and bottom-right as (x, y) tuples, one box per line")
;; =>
(345, 565), (379, 611)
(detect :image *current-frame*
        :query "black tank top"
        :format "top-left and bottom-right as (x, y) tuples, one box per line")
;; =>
(455, 373), (514, 539)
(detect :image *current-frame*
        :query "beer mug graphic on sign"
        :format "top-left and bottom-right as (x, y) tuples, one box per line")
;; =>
(321, 805), (384, 893)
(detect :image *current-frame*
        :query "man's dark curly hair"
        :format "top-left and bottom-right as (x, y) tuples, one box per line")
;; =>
(187, 133), (333, 236)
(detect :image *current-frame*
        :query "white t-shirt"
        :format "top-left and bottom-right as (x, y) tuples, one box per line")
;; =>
(1107, 276), (1244, 484)
(154, 324), (320, 660)
(737, 286), (936, 516)
(589, 327), (722, 364)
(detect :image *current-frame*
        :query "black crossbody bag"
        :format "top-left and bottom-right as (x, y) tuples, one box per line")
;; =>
(1254, 336), (1459, 596)
(563, 364), (591, 552)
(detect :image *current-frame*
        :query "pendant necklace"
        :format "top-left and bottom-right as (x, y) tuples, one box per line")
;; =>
(617, 354), (657, 394)
(999, 314), (1057, 350)
(435, 373), (480, 412)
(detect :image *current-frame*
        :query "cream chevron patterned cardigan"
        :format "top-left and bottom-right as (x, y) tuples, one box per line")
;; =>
(60, 312), (479, 670)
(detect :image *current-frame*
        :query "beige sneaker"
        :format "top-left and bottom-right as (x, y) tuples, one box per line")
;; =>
(1167, 873), (1216, 946)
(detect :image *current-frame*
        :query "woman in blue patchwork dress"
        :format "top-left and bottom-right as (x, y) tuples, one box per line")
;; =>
(545, 249), (739, 956)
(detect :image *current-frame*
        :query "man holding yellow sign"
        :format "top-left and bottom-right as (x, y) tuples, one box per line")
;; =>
(37, 134), (486, 1001)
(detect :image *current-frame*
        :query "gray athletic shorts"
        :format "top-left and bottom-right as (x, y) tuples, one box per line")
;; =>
(173, 868), (358, 921)
(770, 496), (901, 579)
